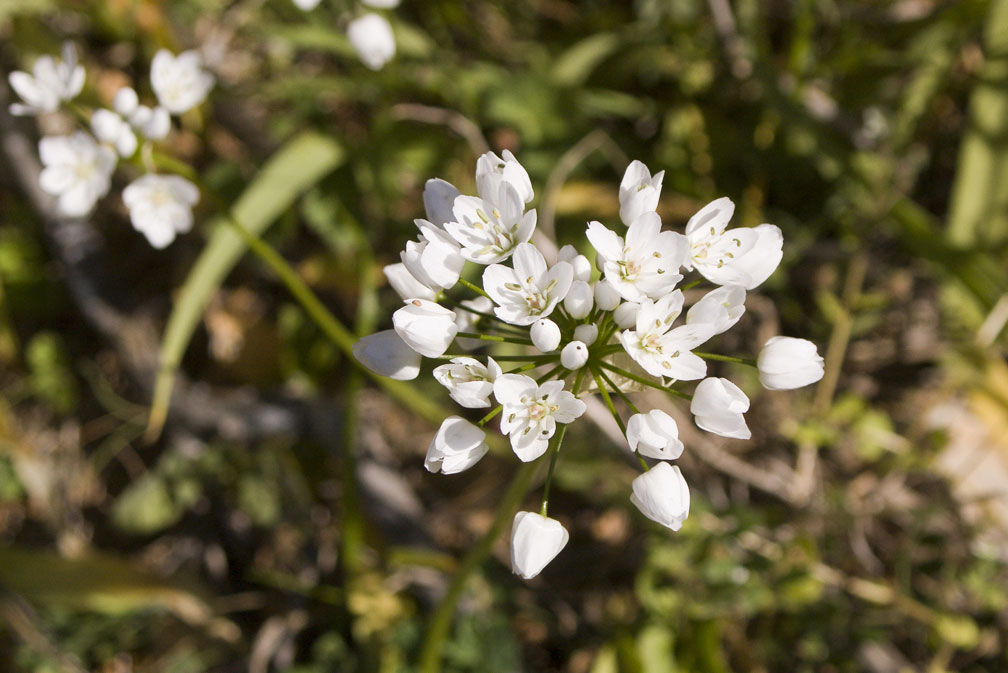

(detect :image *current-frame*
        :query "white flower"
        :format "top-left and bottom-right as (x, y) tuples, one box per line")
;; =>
(423, 178), (461, 227)
(384, 262), (437, 301)
(292, 0), (322, 9)
(563, 280), (593, 320)
(690, 377), (751, 439)
(424, 417), (489, 474)
(454, 296), (494, 351)
(511, 511), (569, 579)
(114, 87), (171, 140)
(757, 337), (825, 390)
(347, 13), (396, 70)
(38, 132), (116, 217)
(476, 150), (534, 206)
(560, 341), (589, 369)
(494, 374), (586, 461)
(122, 174), (200, 249)
(433, 357), (502, 408)
(684, 198), (783, 290)
(530, 318), (561, 352)
(392, 299), (458, 358)
(586, 212), (688, 302)
(483, 243), (573, 326)
(626, 409), (683, 460)
(594, 279), (622, 311)
(686, 284), (746, 336)
(8, 42), (85, 115)
(446, 183), (537, 264)
(362, 0), (401, 8)
(630, 462), (690, 531)
(401, 220), (465, 290)
(91, 108), (137, 158)
(619, 160), (664, 227)
(352, 329), (421, 380)
(150, 49), (214, 115)
(557, 244), (592, 282)
(620, 290), (714, 381)
(613, 301), (639, 329)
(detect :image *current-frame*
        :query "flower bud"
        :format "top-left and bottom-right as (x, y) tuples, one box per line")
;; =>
(564, 280), (593, 319)
(510, 511), (569, 579)
(690, 377), (751, 439)
(573, 323), (598, 346)
(384, 262), (437, 301)
(530, 318), (562, 352)
(594, 279), (621, 311)
(392, 299), (457, 358)
(352, 329), (420, 380)
(347, 12), (396, 70)
(424, 416), (489, 474)
(560, 341), (589, 369)
(626, 409), (683, 460)
(757, 336), (825, 390)
(557, 245), (592, 283)
(613, 302), (639, 328)
(630, 462), (690, 531)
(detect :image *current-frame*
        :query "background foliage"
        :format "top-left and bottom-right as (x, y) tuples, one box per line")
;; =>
(2, 0), (1008, 671)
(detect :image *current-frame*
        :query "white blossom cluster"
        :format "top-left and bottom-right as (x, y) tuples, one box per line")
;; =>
(356, 151), (825, 580)
(293, 0), (398, 71)
(8, 44), (212, 248)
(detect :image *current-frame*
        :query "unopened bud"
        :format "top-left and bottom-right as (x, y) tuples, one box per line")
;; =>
(564, 281), (593, 320)
(561, 340), (589, 369)
(530, 318), (562, 352)
(573, 323), (598, 346)
(594, 280), (621, 311)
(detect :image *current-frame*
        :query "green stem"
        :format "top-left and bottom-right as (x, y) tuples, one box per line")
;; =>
(476, 406), (502, 428)
(680, 279), (702, 291)
(694, 352), (757, 367)
(589, 365), (626, 434)
(458, 277), (490, 299)
(539, 424), (569, 516)
(596, 367), (641, 414)
(436, 353), (558, 362)
(456, 331), (532, 345)
(597, 361), (692, 400)
(417, 461), (538, 673)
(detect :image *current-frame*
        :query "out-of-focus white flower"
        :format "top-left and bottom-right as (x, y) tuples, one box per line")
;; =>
(447, 183), (537, 265)
(91, 108), (137, 158)
(433, 357), (502, 408)
(150, 49), (214, 115)
(483, 243), (572, 325)
(401, 219), (465, 290)
(511, 511), (568, 579)
(362, 0), (401, 8)
(563, 280), (593, 320)
(352, 329), (421, 380)
(587, 212), (688, 302)
(424, 416), (489, 474)
(757, 336), (825, 390)
(292, 0), (322, 9)
(626, 409), (683, 460)
(530, 318), (561, 352)
(114, 86), (171, 140)
(494, 374), (586, 461)
(560, 341), (589, 369)
(122, 174), (200, 249)
(38, 132), (116, 217)
(8, 42), (85, 115)
(573, 323), (598, 346)
(686, 284), (746, 336)
(684, 198), (783, 290)
(384, 262), (437, 301)
(476, 149), (534, 206)
(690, 377), (751, 439)
(630, 462), (690, 531)
(347, 13), (396, 70)
(454, 296), (494, 351)
(557, 244), (592, 283)
(423, 178), (461, 228)
(618, 160), (664, 227)
(392, 299), (457, 358)
(620, 290), (713, 381)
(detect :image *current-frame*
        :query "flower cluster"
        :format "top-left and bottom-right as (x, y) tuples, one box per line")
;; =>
(293, 0), (398, 71)
(9, 44), (213, 248)
(355, 151), (824, 580)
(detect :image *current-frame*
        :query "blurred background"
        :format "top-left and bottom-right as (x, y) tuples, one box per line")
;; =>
(2, 0), (1008, 671)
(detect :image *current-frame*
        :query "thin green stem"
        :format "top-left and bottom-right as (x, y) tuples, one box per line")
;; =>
(596, 367), (641, 414)
(435, 353), (558, 362)
(457, 277), (490, 299)
(597, 361), (693, 400)
(476, 406), (502, 428)
(694, 351), (757, 367)
(590, 365), (626, 434)
(417, 461), (538, 673)
(681, 279), (702, 291)
(456, 331), (533, 346)
(539, 424), (569, 516)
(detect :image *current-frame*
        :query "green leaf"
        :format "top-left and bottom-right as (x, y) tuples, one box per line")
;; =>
(146, 132), (344, 440)
(551, 32), (621, 87)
